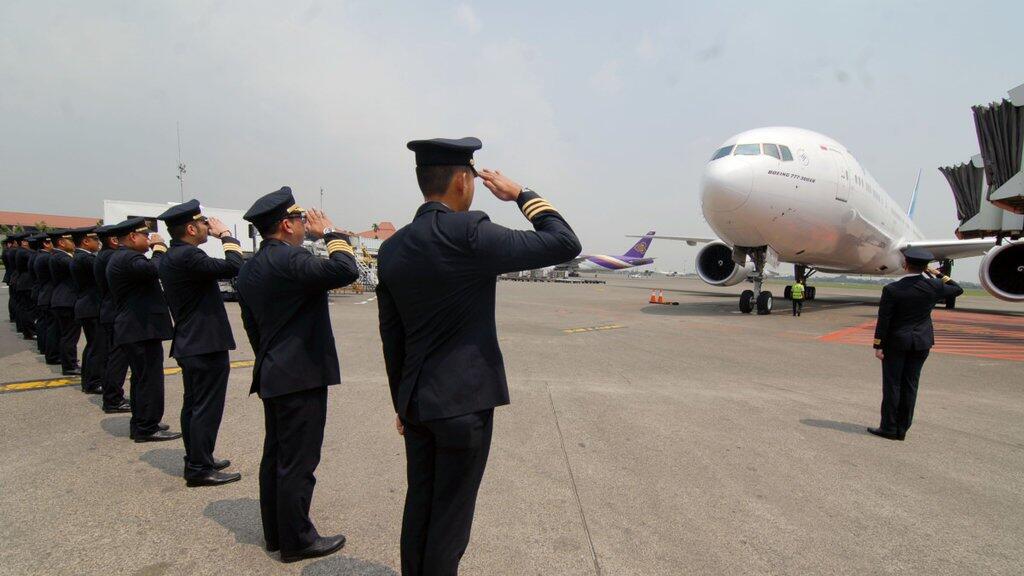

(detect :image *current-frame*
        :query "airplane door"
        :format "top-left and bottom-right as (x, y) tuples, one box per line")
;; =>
(829, 150), (850, 202)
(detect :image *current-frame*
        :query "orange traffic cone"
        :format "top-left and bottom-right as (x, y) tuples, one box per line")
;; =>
(649, 290), (657, 304)
(657, 289), (665, 304)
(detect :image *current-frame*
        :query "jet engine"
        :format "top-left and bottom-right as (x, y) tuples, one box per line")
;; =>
(696, 241), (753, 286)
(979, 240), (1024, 302)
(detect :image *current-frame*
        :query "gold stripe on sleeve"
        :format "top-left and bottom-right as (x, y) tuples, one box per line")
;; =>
(151, 244), (168, 253)
(873, 338), (882, 345)
(521, 198), (545, 214)
(223, 243), (243, 254)
(326, 239), (354, 256)
(525, 201), (556, 220)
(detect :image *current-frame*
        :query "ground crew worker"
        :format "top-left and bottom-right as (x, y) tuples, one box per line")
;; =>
(94, 225), (130, 413)
(157, 200), (244, 487)
(70, 226), (104, 393)
(790, 281), (805, 317)
(49, 229), (83, 376)
(236, 187), (358, 563)
(377, 137), (582, 576)
(106, 218), (179, 442)
(33, 234), (60, 365)
(869, 247), (963, 441)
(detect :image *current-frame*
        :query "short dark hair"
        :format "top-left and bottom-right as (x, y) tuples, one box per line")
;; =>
(905, 260), (927, 273)
(167, 222), (190, 241)
(416, 165), (468, 197)
(256, 219), (283, 238)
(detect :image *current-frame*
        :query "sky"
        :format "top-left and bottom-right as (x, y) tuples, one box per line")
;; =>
(1, 0), (1021, 281)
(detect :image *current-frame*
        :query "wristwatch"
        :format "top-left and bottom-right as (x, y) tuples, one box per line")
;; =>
(520, 186), (533, 195)
(323, 227), (336, 236)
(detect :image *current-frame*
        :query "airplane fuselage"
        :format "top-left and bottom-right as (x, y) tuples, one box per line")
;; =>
(702, 127), (924, 275)
(578, 255), (655, 271)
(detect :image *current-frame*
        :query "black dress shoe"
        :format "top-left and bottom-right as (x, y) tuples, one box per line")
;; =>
(186, 471), (242, 487)
(213, 459), (231, 470)
(103, 402), (132, 414)
(867, 427), (904, 441)
(84, 387), (103, 395)
(158, 423), (170, 431)
(280, 535), (346, 563)
(62, 368), (82, 376)
(266, 542), (280, 553)
(46, 360), (61, 366)
(134, 430), (183, 443)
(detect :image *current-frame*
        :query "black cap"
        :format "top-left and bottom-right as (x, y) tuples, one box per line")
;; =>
(243, 187), (303, 231)
(902, 247), (934, 265)
(28, 233), (49, 247)
(69, 226), (97, 243)
(107, 217), (150, 237)
(95, 224), (115, 239)
(407, 137), (482, 168)
(157, 199), (203, 227)
(48, 229), (73, 243)
(5, 232), (23, 242)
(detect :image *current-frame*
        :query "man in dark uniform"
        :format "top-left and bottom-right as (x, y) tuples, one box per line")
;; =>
(377, 137), (581, 576)
(94, 225), (131, 413)
(3, 235), (18, 324)
(106, 218), (180, 442)
(870, 247), (963, 441)
(33, 234), (61, 364)
(49, 229), (83, 376)
(157, 200), (244, 487)
(70, 226), (104, 393)
(13, 234), (37, 341)
(236, 187), (358, 563)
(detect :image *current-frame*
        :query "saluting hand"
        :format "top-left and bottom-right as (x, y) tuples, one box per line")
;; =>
(305, 208), (335, 240)
(148, 233), (166, 246)
(479, 169), (522, 202)
(208, 217), (229, 238)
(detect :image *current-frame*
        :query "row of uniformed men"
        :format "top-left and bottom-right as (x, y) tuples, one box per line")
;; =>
(1, 136), (584, 572)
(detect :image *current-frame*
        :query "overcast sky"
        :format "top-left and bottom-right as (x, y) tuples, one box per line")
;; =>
(1, 1), (1020, 280)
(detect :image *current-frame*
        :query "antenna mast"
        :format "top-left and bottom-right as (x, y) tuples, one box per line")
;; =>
(176, 122), (187, 202)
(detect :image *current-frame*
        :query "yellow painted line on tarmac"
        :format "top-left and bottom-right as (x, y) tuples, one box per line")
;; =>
(563, 324), (624, 335)
(0, 360), (255, 394)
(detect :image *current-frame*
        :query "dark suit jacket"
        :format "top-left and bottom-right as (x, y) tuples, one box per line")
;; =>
(106, 247), (173, 345)
(33, 250), (54, 306)
(874, 274), (964, 351)
(49, 249), (77, 309)
(12, 247), (28, 292)
(2, 247), (11, 285)
(158, 237), (244, 358)
(377, 191), (582, 421)
(94, 248), (118, 324)
(71, 249), (100, 320)
(236, 234), (359, 399)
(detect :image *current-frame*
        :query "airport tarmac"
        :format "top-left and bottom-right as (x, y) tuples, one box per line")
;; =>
(1, 277), (1022, 576)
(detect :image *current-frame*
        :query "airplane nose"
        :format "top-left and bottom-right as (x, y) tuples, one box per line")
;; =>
(701, 159), (753, 212)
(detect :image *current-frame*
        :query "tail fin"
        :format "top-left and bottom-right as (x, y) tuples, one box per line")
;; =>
(908, 168), (922, 219)
(623, 231), (655, 258)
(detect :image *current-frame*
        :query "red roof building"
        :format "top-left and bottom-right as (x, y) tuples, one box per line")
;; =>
(354, 221), (397, 241)
(0, 211), (102, 230)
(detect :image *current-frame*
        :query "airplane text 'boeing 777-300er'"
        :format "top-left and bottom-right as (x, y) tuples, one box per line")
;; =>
(639, 126), (1022, 314)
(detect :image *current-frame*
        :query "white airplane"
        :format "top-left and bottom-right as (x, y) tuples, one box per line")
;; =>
(640, 126), (1022, 314)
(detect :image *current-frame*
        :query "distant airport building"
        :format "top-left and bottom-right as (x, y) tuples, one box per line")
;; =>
(0, 210), (101, 232)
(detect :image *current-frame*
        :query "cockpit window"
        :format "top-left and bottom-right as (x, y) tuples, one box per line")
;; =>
(733, 143), (760, 155)
(710, 145), (733, 161)
(762, 143), (781, 160)
(779, 145), (794, 161)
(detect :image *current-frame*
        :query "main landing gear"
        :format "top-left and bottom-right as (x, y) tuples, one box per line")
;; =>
(738, 248), (773, 315)
(784, 264), (817, 301)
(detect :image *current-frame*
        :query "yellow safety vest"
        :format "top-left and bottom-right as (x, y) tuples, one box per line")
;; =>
(791, 284), (804, 300)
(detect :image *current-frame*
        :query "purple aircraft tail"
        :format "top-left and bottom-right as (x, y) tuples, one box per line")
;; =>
(622, 231), (655, 259)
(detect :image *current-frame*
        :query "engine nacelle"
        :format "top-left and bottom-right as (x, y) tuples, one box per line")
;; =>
(979, 240), (1024, 302)
(696, 241), (753, 286)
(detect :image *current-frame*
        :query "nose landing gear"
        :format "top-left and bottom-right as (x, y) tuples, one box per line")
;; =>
(738, 247), (773, 314)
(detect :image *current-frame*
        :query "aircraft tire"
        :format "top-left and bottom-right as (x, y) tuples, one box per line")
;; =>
(740, 290), (754, 314)
(783, 286), (792, 300)
(806, 286), (816, 300)
(756, 291), (773, 315)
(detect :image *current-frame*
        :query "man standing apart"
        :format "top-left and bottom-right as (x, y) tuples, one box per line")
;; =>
(790, 281), (804, 317)
(377, 137), (581, 576)
(236, 188), (358, 562)
(49, 229), (83, 376)
(106, 218), (180, 442)
(94, 225), (131, 413)
(157, 200), (244, 487)
(70, 227), (103, 393)
(870, 248), (963, 441)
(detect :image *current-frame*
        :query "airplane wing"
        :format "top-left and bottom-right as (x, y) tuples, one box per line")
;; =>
(900, 238), (996, 260)
(626, 234), (716, 246)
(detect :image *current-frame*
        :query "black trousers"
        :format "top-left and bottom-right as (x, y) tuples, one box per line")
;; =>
(53, 307), (81, 371)
(16, 291), (35, 338)
(38, 305), (59, 363)
(178, 351), (230, 479)
(401, 408), (494, 576)
(79, 318), (103, 391)
(7, 286), (14, 322)
(880, 348), (929, 436)
(791, 299), (803, 316)
(100, 322), (128, 409)
(122, 339), (166, 437)
(260, 386), (328, 553)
